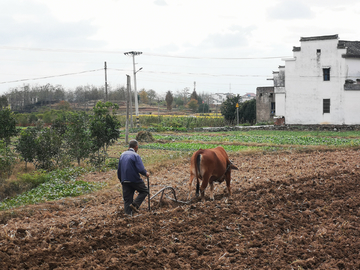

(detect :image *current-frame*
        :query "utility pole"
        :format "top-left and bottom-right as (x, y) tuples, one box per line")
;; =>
(125, 75), (130, 144)
(124, 51), (142, 127)
(129, 76), (133, 129)
(104, 61), (108, 101)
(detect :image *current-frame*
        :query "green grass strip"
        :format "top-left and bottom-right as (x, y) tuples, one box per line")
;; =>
(0, 167), (106, 211)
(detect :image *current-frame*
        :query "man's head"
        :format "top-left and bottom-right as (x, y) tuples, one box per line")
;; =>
(129, 139), (139, 152)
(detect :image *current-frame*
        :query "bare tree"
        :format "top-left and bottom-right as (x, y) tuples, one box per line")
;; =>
(181, 87), (190, 104)
(147, 89), (157, 105)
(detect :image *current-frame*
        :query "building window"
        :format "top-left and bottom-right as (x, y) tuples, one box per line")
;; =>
(317, 49), (321, 54)
(271, 102), (275, 114)
(323, 99), (330, 113)
(323, 68), (330, 81)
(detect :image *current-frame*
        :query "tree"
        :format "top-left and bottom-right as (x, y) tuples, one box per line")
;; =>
(190, 90), (198, 101)
(0, 95), (8, 109)
(181, 87), (190, 104)
(29, 113), (38, 124)
(34, 128), (59, 170)
(89, 101), (121, 168)
(56, 100), (71, 111)
(15, 128), (37, 170)
(198, 102), (209, 113)
(165, 91), (173, 111)
(109, 85), (126, 101)
(0, 108), (18, 147)
(147, 89), (157, 105)
(220, 95), (240, 124)
(139, 89), (148, 104)
(187, 99), (199, 113)
(64, 111), (92, 165)
(50, 113), (69, 167)
(0, 141), (15, 180)
(173, 96), (184, 108)
(239, 99), (256, 124)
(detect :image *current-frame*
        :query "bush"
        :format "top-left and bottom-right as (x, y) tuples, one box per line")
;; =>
(136, 131), (155, 142)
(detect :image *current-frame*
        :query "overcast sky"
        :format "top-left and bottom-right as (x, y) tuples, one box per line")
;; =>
(1, 0), (360, 97)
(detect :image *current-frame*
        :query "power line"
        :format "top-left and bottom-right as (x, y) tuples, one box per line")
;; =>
(0, 45), (291, 60)
(144, 53), (290, 60)
(0, 69), (103, 85)
(0, 67), (271, 86)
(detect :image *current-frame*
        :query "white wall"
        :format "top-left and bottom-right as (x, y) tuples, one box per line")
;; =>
(283, 37), (360, 125)
(274, 87), (285, 117)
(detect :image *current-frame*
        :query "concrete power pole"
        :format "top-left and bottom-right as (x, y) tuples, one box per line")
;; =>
(125, 75), (130, 144)
(124, 51), (142, 127)
(104, 61), (108, 101)
(129, 76), (133, 129)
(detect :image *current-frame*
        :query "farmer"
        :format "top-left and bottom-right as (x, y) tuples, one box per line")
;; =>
(117, 139), (150, 215)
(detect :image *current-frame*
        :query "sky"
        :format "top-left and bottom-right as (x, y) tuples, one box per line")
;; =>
(1, 0), (360, 98)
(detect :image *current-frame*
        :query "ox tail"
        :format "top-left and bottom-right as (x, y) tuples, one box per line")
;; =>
(196, 153), (201, 177)
(195, 153), (201, 197)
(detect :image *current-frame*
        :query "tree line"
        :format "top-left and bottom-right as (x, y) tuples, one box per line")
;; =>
(2, 83), (215, 114)
(2, 83), (256, 124)
(3, 83), (158, 113)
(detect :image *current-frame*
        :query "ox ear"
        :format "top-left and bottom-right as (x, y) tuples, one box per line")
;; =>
(230, 164), (239, 170)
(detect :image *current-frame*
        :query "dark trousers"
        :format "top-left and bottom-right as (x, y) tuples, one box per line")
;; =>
(122, 181), (149, 215)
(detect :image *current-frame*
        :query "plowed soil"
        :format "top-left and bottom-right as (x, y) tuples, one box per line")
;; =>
(1, 149), (360, 269)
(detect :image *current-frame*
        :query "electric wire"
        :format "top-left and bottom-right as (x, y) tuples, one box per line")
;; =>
(0, 69), (103, 85)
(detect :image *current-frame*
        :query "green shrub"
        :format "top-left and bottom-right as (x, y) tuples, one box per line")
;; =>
(18, 171), (50, 189)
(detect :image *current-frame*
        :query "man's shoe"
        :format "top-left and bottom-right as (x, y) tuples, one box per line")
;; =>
(130, 204), (139, 213)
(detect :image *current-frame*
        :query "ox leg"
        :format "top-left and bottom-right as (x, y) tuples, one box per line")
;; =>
(199, 173), (210, 202)
(196, 179), (200, 197)
(225, 175), (232, 197)
(209, 182), (215, 201)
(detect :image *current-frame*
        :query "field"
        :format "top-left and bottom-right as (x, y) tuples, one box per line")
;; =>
(1, 130), (360, 269)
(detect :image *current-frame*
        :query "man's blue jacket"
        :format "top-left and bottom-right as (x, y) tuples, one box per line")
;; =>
(117, 148), (147, 183)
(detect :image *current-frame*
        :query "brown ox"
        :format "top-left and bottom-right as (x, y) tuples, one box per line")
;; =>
(188, 146), (238, 201)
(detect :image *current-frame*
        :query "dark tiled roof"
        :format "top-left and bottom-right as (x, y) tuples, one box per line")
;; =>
(300, 34), (338, 42)
(293, 46), (301, 52)
(338, 40), (360, 58)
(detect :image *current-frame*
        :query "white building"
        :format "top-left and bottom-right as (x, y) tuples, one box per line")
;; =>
(212, 92), (255, 105)
(212, 93), (234, 105)
(241, 93), (256, 102)
(274, 34), (360, 125)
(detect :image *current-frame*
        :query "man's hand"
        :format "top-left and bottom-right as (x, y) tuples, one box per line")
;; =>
(146, 172), (150, 177)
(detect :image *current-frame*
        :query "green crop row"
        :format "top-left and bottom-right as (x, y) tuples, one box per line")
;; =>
(153, 133), (360, 146)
